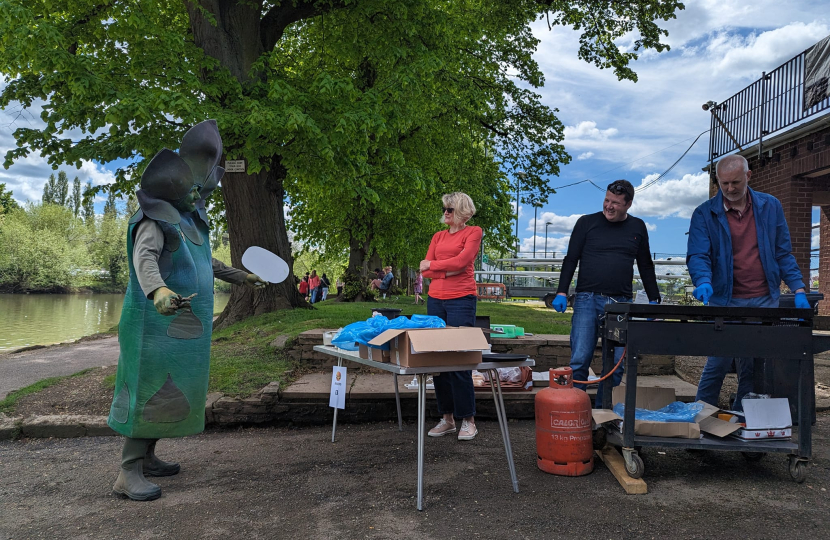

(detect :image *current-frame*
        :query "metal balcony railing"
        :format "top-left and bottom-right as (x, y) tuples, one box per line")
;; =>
(708, 35), (830, 162)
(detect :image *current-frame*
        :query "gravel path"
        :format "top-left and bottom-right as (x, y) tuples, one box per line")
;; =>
(0, 337), (119, 400)
(1, 417), (828, 540)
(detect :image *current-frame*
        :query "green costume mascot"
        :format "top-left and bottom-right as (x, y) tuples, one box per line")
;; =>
(109, 120), (265, 501)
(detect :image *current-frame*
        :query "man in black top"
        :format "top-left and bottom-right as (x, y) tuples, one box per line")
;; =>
(552, 180), (661, 405)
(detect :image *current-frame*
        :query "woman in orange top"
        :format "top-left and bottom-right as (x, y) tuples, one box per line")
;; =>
(420, 192), (482, 441)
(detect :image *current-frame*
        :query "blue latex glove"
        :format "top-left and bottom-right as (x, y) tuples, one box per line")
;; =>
(693, 283), (713, 305)
(552, 294), (568, 313)
(647, 300), (658, 320)
(794, 291), (811, 309)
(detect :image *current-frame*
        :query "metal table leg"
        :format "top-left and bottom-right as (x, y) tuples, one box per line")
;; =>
(417, 373), (427, 510)
(331, 358), (343, 443)
(488, 369), (519, 493)
(393, 374), (403, 431)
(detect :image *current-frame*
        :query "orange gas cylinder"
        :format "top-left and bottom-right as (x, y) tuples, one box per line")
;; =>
(535, 367), (594, 476)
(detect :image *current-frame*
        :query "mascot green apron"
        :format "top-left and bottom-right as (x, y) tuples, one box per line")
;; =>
(108, 120), (264, 501)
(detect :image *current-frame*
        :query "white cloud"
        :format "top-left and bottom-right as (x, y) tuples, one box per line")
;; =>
(577, 152), (594, 160)
(711, 22), (830, 77)
(629, 172), (710, 219)
(564, 121), (618, 141)
(644, 222), (657, 232)
(528, 211), (583, 234)
(520, 235), (571, 256)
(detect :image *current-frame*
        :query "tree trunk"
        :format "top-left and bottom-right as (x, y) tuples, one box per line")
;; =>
(213, 160), (307, 330)
(188, 3), (311, 328)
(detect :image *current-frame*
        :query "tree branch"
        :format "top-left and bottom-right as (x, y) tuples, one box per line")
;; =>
(260, 0), (349, 51)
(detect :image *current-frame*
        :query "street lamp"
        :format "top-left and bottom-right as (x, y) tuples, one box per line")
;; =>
(545, 222), (552, 259)
(532, 202), (539, 258)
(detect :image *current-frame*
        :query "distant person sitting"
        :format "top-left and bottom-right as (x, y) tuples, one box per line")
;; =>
(371, 266), (394, 298)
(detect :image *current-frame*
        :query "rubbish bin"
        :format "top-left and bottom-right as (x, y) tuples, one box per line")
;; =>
(372, 308), (402, 320)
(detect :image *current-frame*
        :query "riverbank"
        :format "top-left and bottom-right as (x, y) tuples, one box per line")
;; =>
(0, 292), (231, 352)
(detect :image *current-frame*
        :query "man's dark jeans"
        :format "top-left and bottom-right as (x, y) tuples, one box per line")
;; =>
(427, 294), (477, 418)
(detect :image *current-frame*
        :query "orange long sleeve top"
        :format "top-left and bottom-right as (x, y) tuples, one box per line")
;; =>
(423, 225), (482, 300)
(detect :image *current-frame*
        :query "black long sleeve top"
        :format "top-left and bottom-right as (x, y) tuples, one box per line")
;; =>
(555, 212), (660, 301)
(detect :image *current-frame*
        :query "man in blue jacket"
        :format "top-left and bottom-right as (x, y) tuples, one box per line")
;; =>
(687, 154), (810, 411)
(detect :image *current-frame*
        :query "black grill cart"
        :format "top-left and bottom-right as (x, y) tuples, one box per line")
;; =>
(599, 303), (816, 483)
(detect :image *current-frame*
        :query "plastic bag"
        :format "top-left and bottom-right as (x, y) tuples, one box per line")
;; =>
(331, 314), (446, 351)
(612, 401), (704, 423)
(479, 367), (525, 383)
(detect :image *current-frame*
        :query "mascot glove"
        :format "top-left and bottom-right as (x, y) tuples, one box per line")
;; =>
(794, 291), (811, 309)
(552, 294), (568, 313)
(245, 274), (267, 289)
(153, 286), (179, 316)
(693, 283), (713, 305)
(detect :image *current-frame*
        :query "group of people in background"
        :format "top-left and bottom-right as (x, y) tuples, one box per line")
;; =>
(298, 270), (332, 303)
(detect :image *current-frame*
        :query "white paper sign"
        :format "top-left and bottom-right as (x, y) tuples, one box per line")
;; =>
(329, 366), (347, 409)
(241, 246), (290, 283)
(225, 159), (246, 173)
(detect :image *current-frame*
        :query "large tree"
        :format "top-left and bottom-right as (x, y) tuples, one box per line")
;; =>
(0, 0), (683, 326)
(0, 182), (19, 214)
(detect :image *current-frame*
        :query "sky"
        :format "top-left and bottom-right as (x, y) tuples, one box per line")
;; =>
(0, 0), (828, 264)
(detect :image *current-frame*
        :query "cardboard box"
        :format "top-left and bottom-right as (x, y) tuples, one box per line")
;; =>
(733, 398), (793, 440)
(358, 343), (390, 363)
(591, 387), (741, 439)
(368, 327), (489, 368)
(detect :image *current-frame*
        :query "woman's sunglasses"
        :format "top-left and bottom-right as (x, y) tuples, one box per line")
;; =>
(442, 207), (454, 214)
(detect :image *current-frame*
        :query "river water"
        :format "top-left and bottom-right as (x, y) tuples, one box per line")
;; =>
(0, 293), (230, 352)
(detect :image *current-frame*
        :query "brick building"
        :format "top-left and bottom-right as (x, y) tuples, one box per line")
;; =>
(709, 115), (830, 313)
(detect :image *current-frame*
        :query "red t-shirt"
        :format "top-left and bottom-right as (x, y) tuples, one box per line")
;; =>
(724, 198), (767, 298)
(299, 281), (308, 294)
(423, 226), (482, 300)
(309, 275), (321, 289)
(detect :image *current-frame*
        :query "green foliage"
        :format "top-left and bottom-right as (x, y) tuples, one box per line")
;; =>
(0, 0), (684, 306)
(42, 174), (55, 204)
(103, 190), (117, 218)
(55, 171), (69, 207)
(71, 176), (82, 218)
(212, 241), (232, 293)
(82, 181), (95, 228)
(0, 200), (129, 292)
(292, 249), (346, 284)
(341, 271), (373, 302)
(0, 204), (91, 292)
(0, 182), (19, 213)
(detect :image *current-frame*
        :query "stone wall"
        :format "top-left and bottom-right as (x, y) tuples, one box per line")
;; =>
(290, 329), (676, 376)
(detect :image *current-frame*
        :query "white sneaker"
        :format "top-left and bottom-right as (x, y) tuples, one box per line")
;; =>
(428, 418), (456, 437)
(458, 420), (478, 441)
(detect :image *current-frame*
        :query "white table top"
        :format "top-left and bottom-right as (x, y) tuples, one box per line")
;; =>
(313, 345), (535, 375)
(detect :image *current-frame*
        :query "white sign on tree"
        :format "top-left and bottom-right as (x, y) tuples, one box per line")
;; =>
(225, 160), (246, 173)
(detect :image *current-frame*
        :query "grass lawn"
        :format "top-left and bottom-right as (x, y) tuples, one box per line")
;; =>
(207, 297), (570, 397)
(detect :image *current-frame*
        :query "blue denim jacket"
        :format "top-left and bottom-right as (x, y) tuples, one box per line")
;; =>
(686, 187), (804, 306)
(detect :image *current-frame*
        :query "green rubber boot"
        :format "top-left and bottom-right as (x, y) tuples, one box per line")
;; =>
(112, 438), (162, 501)
(144, 439), (181, 477)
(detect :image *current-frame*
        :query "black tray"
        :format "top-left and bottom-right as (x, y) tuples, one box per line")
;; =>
(481, 353), (529, 362)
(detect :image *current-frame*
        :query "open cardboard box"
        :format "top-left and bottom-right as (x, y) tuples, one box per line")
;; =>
(592, 386), (742, 439)
(368, 327), (489, 368)
(733, 397), (793, 440)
